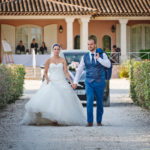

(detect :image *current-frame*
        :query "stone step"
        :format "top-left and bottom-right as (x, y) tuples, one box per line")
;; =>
(25, 67), (42, 80)
(24, 65), (120, 80)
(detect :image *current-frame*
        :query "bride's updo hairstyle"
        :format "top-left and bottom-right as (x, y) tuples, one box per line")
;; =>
(52, 43), (61, 50)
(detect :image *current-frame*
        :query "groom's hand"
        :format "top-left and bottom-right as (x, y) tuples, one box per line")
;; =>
(95, 53), (100, 59)
(73, 84), (77, 89)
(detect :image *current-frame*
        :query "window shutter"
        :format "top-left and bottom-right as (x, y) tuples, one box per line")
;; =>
(131, 26), (142, 52)
(145, 26), (150, 49)
(1, 24), (15, 53)
(44, 24), (57, 53)
(136, 26), (142, 51)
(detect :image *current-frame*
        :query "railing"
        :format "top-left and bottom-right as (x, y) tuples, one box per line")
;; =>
(105, 52), (121, 65)
(106, 52), (150, 65)
(127, 52), (150, 60)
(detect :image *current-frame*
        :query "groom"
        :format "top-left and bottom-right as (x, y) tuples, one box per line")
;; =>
(73, 38), (111, 126)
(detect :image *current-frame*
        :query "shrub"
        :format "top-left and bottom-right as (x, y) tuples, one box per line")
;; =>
(118, 60), (131, 78)
(0, 64), (25, 108)
(130, 60), (150, 109)
(119, 65), (129, 78)
(129, 60), (140, 102)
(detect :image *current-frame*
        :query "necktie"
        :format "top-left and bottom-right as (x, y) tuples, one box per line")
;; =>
(91, 54), (95, 64)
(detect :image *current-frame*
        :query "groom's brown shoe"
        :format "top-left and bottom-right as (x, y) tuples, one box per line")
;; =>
(86, 123), (93, 127)
(97, 122), (102, 126)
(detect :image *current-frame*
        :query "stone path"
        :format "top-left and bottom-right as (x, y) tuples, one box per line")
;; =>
(0, 79), (150, 150)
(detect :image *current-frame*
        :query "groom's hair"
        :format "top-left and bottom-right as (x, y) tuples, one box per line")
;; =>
(88, 38), (96, 44)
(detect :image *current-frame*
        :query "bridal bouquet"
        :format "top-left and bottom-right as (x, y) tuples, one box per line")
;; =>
(68, 62), (79, 71)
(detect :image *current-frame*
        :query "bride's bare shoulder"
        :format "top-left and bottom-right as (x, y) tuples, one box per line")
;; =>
(45, 58), (51, 65)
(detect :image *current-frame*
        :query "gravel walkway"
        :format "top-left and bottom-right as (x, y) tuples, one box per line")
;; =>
(0, 79), (150, 150)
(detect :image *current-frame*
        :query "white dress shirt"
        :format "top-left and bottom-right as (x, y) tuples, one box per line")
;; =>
(74, 51), (111, 84)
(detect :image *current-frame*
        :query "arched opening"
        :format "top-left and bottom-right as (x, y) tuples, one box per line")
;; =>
(74, 35), (80, 49)
(16, 25), (42, 51)
(102, 35), (111, 51)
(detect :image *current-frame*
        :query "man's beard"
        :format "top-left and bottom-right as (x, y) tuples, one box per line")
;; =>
(90, 47), (96, 52)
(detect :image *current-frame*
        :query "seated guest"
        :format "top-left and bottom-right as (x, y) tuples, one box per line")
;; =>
(16, 40), (25, 54)
(40, 42), (47, 54)
(31, 38), (38, 54)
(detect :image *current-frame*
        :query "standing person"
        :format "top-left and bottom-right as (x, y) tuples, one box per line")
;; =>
(31, 38), (38, 54)
(111, 45), (117, 63)
(73, 38), (111, 127)
(16, 40), (25, 54)
(40, 42), (47, 54)
(21, 43), (86, 126)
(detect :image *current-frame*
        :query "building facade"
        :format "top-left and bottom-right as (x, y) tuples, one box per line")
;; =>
(0, 0), (150, 62)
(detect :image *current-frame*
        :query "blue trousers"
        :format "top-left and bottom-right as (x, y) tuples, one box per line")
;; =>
(85, 80), (105, 123)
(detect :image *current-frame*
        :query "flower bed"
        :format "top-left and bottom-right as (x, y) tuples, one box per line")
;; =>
(0, 64), (25, 108)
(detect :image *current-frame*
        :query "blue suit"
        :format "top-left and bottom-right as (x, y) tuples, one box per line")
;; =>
(84, 52), (105, 123)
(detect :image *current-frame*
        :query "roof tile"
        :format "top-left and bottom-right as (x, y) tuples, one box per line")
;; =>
(0, 0), (149, 16)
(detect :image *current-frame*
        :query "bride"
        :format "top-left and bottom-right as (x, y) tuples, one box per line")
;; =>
(21, 43), (86, 126)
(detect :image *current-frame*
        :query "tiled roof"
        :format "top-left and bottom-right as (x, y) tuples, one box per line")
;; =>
(0, 0), (150, 16)
(55, 0), (150, 16)
(0, 0), (97, 15)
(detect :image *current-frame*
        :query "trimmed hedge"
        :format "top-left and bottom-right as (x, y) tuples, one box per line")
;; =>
(130, 60), (150, 109)
(0, 64), (25, 108)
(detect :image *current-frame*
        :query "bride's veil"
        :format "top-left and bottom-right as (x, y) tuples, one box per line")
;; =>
(50, 43), (63, 58)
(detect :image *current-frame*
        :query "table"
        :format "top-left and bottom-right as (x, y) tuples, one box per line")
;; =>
(2, 54), (50, 67)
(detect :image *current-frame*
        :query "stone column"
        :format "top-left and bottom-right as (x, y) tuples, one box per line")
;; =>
(119, 19), (128, 62)
(79, 17), (90, 50)
(65, 17), (75, 50)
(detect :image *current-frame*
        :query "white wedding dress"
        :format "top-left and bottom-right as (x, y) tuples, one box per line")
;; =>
(21, 63), (86, 126)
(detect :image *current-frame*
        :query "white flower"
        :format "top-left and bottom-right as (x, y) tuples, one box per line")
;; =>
(68, 61), (79, 71)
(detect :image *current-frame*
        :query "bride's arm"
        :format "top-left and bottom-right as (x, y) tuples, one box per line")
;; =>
(63, 59), (73, 86)
(44, 59), (50, 84)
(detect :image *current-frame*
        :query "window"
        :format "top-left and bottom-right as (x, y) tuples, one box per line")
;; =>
(74, 35), (80, 49)
(102, 35), (111, 50)
(130, 25), (142, 51)
(16, 25), (42, 51)
(16, 27), (28, 51)
(130, 24), (150, 51)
